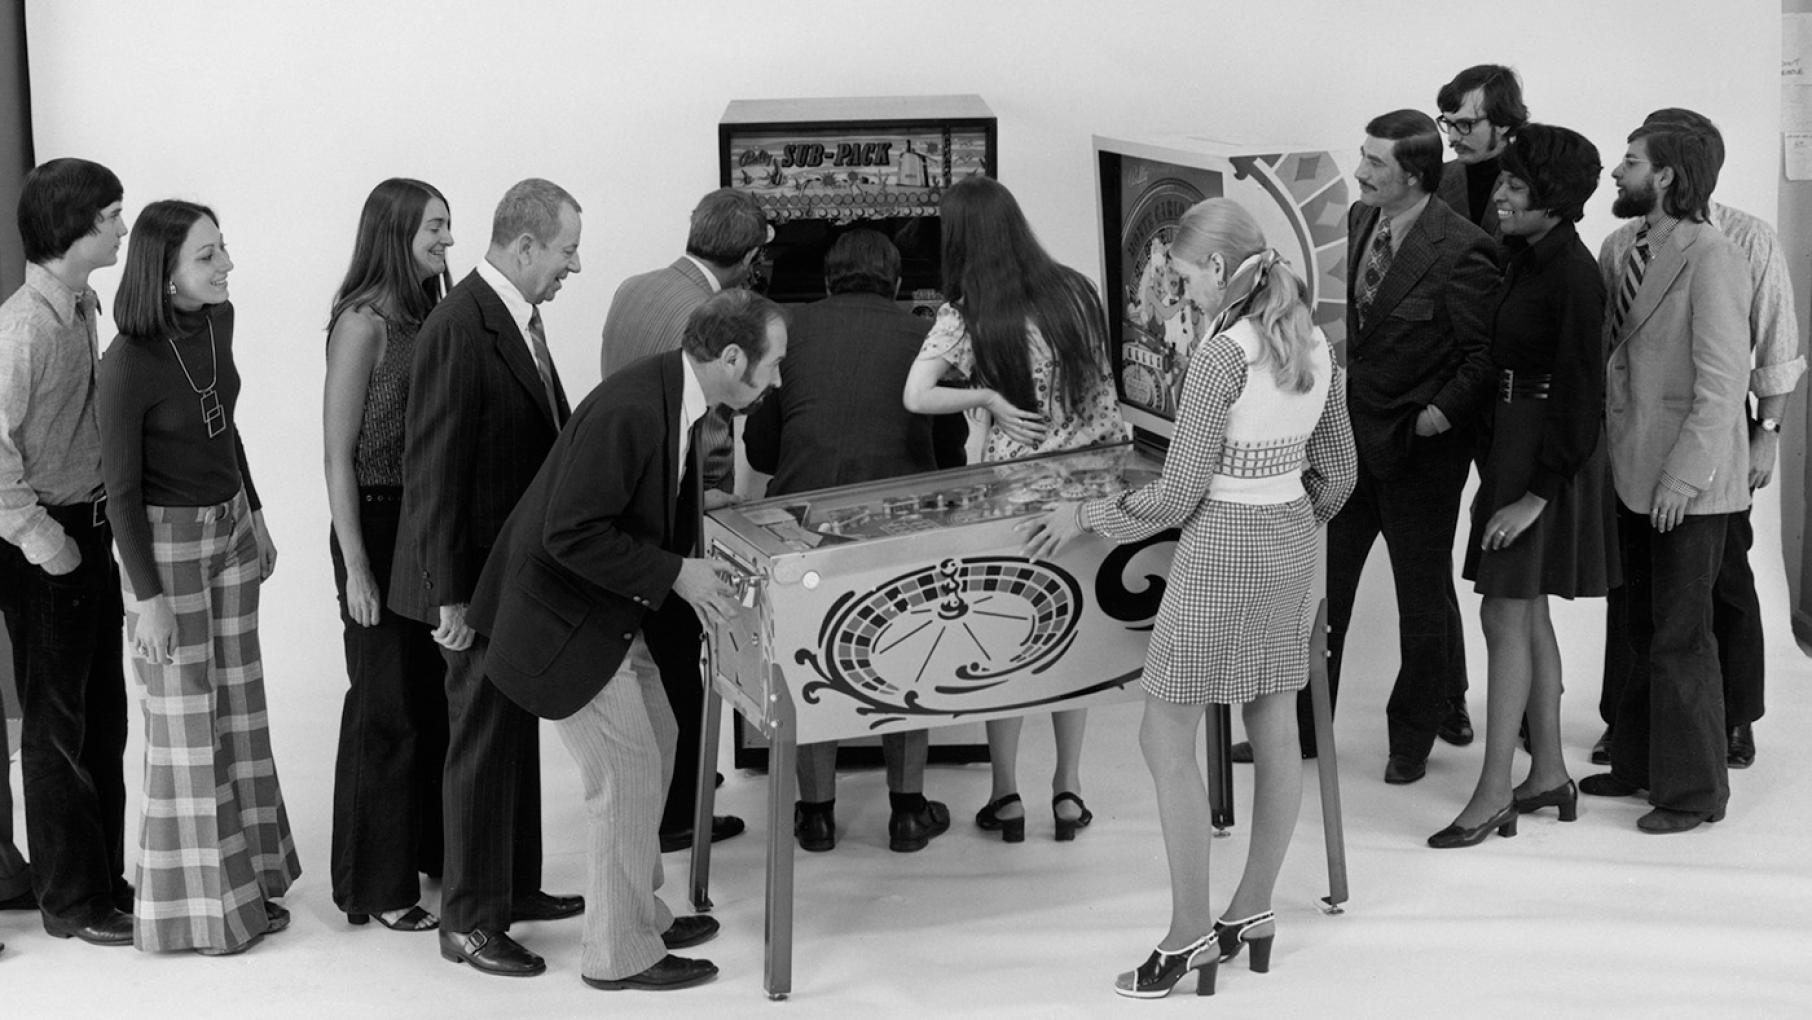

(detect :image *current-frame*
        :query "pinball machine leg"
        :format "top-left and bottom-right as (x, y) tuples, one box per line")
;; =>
(689, 654), (724, 912)
(1307, 599), (1349, 913)
(764, 734), (797, 1000)
(1205, 702), (1235, 836)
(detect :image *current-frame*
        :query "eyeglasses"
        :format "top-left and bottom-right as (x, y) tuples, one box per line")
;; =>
(1437, 114), (1490, 137)
(1617, 156), (1652, 171)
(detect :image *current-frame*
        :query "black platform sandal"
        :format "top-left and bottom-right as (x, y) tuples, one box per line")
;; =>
(1053, 791), (1094, 841)
(975, 793), (1025, 843)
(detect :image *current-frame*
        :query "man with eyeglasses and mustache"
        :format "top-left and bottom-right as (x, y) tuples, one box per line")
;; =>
(1434, 64), (1529, 244)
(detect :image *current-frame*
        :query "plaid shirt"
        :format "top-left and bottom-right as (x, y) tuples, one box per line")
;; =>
(0, 263), (104, 564)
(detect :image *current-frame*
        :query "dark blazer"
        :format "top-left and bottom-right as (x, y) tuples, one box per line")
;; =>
(1436, 160), (1504, 242)
(744, 291), (968, 493)
(468, 350), (697, 720)
(389, 269), (570, 624)
(1344, 197), (1498, 479)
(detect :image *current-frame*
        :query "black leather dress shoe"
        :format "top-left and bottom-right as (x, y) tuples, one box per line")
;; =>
(583, 954), (718, 991)
(439, 927), (546, 976)
(0, 888), (37, 911)
(511, 890), (584, 922)
(1590, 726), (1613, 766)
(1383, 755), (1427, 785)
(1727, 723), (1756, 769)
(1637, 806), (1724, 834)
(1437, 701), (1474, 746)
(44, 907), (133, 946)
(889, 799), (951, 853)
(112, 881), (134, 914)
(1579, 773), (1643, 798)
(661, 915), (720, 950)
(659, 815), (746, 854)
(794, 801), (835, 852)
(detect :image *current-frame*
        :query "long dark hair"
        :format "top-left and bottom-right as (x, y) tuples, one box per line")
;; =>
(113, 199), (218, 339)
(329, 178), (451, 330)
(939, 176), (1110, 418)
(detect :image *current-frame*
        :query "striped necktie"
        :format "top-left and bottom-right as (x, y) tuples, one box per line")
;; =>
(1609, 227), (1650, 339)
(526, 308), (562, 422)
(1355, 219), (1393, 324)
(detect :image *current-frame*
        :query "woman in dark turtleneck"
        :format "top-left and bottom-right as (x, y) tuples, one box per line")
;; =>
(98, 200), (299, 954)
(1427, 125), (1619, 850)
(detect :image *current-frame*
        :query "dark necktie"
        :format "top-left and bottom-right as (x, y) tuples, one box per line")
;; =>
(1608, 227), (1651, 340)
(526, 308), (561, 421)
(1355, 220), (1393, 324)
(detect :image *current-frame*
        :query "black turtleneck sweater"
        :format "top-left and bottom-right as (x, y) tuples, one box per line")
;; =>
(98, 301), (261, 597)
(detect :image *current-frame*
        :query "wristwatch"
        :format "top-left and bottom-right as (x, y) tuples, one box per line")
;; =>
(1758, 418), (1781, 434)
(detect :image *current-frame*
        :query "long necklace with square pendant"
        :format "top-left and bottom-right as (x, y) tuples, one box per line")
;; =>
(167, 317), (226, 439)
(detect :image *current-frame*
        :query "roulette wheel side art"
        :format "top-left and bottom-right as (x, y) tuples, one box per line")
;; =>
(795, 555), (1135, 723)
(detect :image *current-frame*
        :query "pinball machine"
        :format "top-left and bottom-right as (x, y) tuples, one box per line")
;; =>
(691, 129), (1356, 999)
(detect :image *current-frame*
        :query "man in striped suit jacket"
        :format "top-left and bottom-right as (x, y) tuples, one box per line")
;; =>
(597, 188), (770, 852)
(391, 180), (585, 976)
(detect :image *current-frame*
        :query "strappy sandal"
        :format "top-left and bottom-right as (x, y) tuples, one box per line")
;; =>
(1213, 910), (1275, 972)
(1114, 932), (1219, 998)
(1053, 791), (1094, 841)
(975, 793), (1025, 843)
(347, 904), (440, 932)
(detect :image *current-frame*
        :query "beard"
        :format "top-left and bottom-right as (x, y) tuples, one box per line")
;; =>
(1611, 181), (1656, 219)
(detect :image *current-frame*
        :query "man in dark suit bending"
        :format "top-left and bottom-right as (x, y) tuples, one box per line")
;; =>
(1296, 110), (1497, 783)
(743, 230), (969, 853)
(390, 178), (585, 977)
(468, 289), (788, 991)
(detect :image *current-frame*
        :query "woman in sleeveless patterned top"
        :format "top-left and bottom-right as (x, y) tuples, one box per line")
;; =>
(1027, 199), (1355, 998)
(903, 176), (1129, 844)
(322, 179), (455, 932)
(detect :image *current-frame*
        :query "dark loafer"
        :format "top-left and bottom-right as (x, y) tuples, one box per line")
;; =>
(1727, 723), (1756, 769)
(511, 890), (584, 922)
(1579, 773), (1643, 798)
(44, 907), (133, 946)
(659, 815), (746, 854)
(1437, 701), (1474, 746)
(1383, 755), (1427, 785)
(889, 799), (951, 853)
(1637, 806), (1724, 834)
(794, 802), (836, 853)
(662, 914), (720, 950)
(583, 954), (718, 991)
(439, 927), (546, 976)
(264, 900), (291, 935)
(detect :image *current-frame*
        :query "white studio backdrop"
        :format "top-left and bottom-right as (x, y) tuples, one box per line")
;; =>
(22, 0), (1781, 791)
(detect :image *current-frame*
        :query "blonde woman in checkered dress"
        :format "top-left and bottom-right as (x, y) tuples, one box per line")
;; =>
(99, 201), (300, 955)
(1027, 199), (1356, 999)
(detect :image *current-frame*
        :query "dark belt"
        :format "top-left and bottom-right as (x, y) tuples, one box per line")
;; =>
(1498, 369), (1552, 402)
(45, 493), (108, 532)
(360, 486), (403, 504)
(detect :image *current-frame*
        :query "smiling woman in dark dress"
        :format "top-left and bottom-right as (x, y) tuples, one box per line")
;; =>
(1429, 124), (1618, 849)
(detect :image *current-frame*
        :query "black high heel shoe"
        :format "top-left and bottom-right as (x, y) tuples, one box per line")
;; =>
(1053, 792), (1093, 842)
(1212, 910), (1274, 972)
(1426, 802), (1517, 849)
(1113, 933), (1218, 999)
(1514, 779), (1578, 821)
(975, 793), (1025, 843)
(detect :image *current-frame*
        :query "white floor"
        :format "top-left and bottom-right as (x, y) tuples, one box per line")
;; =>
(7, 507), (1812, 1018)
